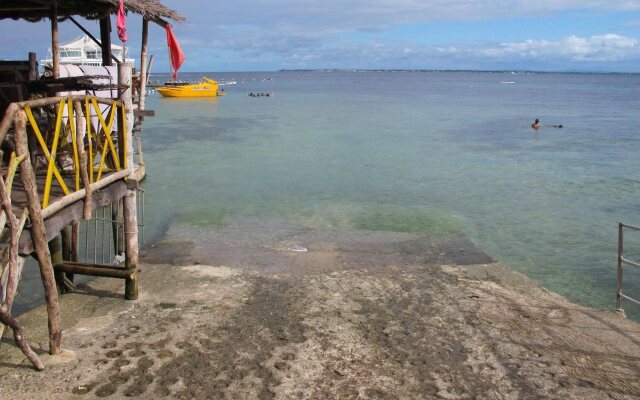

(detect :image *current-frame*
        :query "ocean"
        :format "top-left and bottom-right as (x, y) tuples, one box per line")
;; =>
(13, 70), (640, 319)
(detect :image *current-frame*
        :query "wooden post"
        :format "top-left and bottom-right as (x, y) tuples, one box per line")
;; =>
(49, 235), (65, 294)
(74, 100), (92, 220)
(65, 223), (79, 286)
(138, 18), (149, 112)
(118, 63), (138, 300)
(71, 223), (79, 262)
(51, 1), (59, 78)
(146, 55), (154, 89)
(136, 136), (144, 166)
(99, 17), (113, 67)
(123, 191), (138, 300)
(28, 52), (37, 81)
(14, 111), (62, 354)
(112, 199), (124, 255)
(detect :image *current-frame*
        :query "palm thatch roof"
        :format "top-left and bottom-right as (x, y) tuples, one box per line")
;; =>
(0, 0), (184, 23)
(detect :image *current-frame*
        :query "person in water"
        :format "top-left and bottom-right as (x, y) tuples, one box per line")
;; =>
(531, 119), (541, 129)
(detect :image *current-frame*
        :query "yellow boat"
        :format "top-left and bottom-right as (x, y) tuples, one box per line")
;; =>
(156, 77), (220, 97)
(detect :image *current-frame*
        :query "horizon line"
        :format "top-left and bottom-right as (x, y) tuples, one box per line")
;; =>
(151, 68), (640, 75)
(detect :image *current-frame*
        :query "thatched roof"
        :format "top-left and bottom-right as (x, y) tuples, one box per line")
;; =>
(0, 0), (184, 23)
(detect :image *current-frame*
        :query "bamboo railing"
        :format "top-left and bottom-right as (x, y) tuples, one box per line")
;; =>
(0, 94), (132, 370)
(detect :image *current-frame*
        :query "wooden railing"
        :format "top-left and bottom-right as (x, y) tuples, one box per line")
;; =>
(0, 94), (133, 370)
(20, 95), (128, 209)
(617, 223), (640, 311)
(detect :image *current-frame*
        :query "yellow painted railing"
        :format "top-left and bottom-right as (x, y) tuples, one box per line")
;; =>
(21, 96), (127, 207)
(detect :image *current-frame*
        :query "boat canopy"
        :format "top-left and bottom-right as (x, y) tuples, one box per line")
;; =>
(41, 35), (134, 66)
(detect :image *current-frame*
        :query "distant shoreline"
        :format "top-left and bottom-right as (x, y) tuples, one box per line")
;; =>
(150, 69), (640, 75)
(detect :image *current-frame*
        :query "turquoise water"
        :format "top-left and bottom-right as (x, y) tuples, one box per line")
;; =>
(142, 71), (640, 316)
(14, 71), (639, 318)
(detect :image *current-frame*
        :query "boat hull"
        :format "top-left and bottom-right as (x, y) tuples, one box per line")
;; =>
(156, 78), (220, 98)
(156, 88), (218, 97)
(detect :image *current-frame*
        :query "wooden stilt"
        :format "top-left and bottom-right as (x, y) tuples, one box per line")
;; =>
(51, 1), (59, 79)
(112, 199), (124, 255)
(0, 137), (44, 369)
(0, 256), (26, 343)
(66, 222), (79, 286)
(61, 227), (72, 261)
(118, 62), (138, 300)
(136, 136), (144, 166)
(123, 192), (138, 300)
(14, 111), (62, 355)
(49, 235), (65, 294)
(71, 222), (79, 262)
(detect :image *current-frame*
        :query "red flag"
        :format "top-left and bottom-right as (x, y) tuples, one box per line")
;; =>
(166, 25), (185, 80)
(116, 0), (127, 42)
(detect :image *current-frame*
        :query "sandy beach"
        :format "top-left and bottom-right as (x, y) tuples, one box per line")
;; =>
(1, 220), (640, 399)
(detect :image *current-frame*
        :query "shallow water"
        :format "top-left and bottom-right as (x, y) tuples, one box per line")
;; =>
(12, 71), (640, 319)
(141, 71), (640, 316)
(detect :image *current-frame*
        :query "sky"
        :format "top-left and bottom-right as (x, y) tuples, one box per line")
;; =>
(3, 0), (640, 72)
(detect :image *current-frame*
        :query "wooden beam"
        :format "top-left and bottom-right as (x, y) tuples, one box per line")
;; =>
(54, 263), (133, 280)
(41, 169), (130, 220)
(99, 17), (113, 67)
(134, 109), (154, 117)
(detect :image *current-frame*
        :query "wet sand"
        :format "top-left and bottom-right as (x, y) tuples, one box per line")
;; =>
(1, 219), (639, 399)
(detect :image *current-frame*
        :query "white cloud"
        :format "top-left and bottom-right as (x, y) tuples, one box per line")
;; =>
(155, 0), (640, 70)
(3, 1), (640, 71)
(478, 34), (640, 62)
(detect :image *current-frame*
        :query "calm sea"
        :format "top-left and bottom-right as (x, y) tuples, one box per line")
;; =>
(14, 71), (640, 319)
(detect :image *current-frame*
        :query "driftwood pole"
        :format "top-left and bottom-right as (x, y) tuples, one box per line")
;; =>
(138, 18), (149, 112)
(0, 305), (44, 370)
(74, 100), (92, 219)
(14, 111), (62, 354)
(51, 1), (59, 79)
(118, 63), (138, 300)
(0, 148), (41, 369)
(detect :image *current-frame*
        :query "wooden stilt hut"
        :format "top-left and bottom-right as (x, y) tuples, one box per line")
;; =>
(0, 0), (184, 370)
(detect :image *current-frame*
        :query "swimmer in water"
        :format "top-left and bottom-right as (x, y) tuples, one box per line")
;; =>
(531, 119), (540, 129)
(552, 124), (563, 128)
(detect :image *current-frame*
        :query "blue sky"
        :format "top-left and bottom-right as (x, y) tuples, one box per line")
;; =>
(3, 1), (640, 72)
